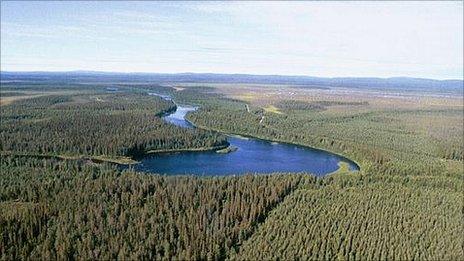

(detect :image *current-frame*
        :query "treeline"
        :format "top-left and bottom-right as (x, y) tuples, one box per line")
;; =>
(0, 92), (227, 158)
(0, 156), (310, 260)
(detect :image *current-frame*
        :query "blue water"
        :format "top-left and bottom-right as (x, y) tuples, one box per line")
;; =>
(164, 106), (197, 128)
(132, 93), (359, 176)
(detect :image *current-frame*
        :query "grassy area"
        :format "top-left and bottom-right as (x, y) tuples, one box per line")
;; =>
(328, 161), (353, 176)
(263, 105), (283, 114)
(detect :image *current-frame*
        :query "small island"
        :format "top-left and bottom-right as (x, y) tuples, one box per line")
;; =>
(216, 145), (238, 154)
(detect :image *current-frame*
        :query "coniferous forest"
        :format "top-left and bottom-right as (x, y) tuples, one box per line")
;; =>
(2, 2), (463, 260)
(0, 78), (463, 260)
(1, 156), (306, 260)
(0, 92), (227, 161)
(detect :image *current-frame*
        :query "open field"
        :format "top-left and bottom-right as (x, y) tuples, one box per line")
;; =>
(192, 83), (463, 110)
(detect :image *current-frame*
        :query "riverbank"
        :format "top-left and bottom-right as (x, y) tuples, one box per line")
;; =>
(154, 105), (178, 117)
(184, 115), (362, 172)
(327, 161), (352, 176)
(216, 145), (238, 154)
(139, 92), (361, 174)
(0, 142), (231, 166)
(145, 143), (229, 155)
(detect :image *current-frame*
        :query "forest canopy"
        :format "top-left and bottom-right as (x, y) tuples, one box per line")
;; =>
(0, 79), (462, 260)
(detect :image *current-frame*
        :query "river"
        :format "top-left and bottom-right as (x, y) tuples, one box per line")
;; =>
(131, 93), (359, 176)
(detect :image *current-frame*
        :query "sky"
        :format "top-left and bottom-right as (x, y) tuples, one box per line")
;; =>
(1, 1), (463, 79)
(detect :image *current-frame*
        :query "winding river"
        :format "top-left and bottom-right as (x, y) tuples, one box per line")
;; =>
(132, 93), (359, 176)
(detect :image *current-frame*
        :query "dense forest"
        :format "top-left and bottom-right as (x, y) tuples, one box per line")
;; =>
(0, 80), (463, 260)
(0, 156), (307, 260)
(181, 86), (463, 259)
(0, 92), (227, 161)
(188, 98), (463, 165)
(233, 173), (462, 260)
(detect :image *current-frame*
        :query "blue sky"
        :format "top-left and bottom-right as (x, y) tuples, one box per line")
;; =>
(1, 1), (463, 79)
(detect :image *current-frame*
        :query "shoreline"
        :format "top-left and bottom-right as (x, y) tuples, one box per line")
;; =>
(3, 93), (361, 173)
(184, 115), (362, 172)
(0, 151), (139, 165)
(0, 142), (230, 166)
(144, 143), (229, 156)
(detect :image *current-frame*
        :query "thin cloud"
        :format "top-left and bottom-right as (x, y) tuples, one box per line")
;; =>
(1, 1), (462, 79)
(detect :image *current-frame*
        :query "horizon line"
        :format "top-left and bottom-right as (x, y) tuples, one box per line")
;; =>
(1, 70), (463, 81)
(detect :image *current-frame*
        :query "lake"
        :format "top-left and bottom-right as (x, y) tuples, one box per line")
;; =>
(130, 93), (359, 176)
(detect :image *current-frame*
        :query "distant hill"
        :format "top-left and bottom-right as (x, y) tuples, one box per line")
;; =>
(1, 71), (462, 95)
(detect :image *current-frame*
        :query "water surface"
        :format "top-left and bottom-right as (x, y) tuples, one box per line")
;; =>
(133, 93), (359, 176)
